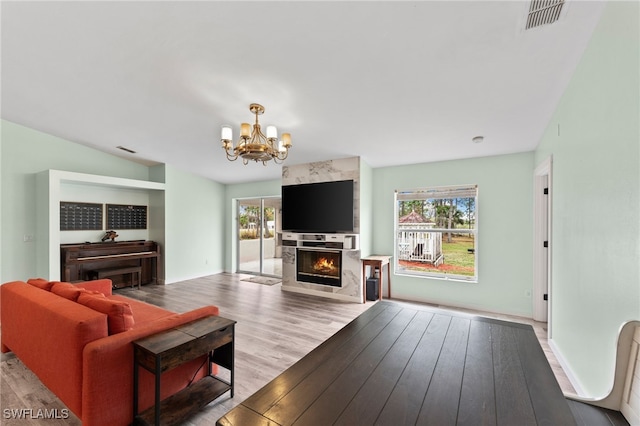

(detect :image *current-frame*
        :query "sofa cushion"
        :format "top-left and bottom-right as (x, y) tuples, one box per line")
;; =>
(75, 279), (113, 297)
(27, 278), (55, 291)
(77, 293), (134, 334)
(51, 282), (86, 301)
(110, 294), (175, 324)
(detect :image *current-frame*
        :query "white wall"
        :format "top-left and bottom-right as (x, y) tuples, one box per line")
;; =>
(534, 1), (640, 396)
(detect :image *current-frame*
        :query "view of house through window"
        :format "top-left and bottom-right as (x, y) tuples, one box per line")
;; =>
(395, 185), (477, 281)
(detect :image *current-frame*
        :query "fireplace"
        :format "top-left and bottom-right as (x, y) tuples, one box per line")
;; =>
(296, 248), (342, 287)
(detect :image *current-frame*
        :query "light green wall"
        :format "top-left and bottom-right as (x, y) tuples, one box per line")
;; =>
(163, 165), (225, 283)
(0, 120), (150, 282)
(0, 120), (227, 285)
(534, 1), (640, 396)
(148, 165), (167, 278)
(223, 179), (282, 272)
(358, 159), (373, 257)
(372, 152), (535, 317)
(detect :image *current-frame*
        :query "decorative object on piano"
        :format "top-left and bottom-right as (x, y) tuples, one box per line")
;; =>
(60, 202), (103, 231)
(106, 204), (148, 230)
(221, 103), (292, 165)
(101, 230), (119, 242)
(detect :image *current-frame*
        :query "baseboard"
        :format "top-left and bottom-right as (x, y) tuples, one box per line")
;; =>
(391, 295), (534, 321)
(549, 338), (586, 396)
(281, 285), (361, 303)
(164, 269), (223, 285)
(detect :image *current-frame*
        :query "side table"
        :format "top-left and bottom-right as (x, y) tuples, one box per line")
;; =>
(133, 315), (236, 426)
(361, 255), (392, 303)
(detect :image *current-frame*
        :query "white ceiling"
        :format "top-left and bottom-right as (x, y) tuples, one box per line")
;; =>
(1, 1), (606, 184)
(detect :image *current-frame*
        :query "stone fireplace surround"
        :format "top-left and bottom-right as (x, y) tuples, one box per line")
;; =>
(281, 157), (363, 303)
(297, 247), (342, 287)
(286, 233), (360, 288)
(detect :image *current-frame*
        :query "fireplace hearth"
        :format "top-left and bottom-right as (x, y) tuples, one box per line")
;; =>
(296, 248), (342, 287)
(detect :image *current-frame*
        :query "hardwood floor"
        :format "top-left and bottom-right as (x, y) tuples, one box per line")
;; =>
(220, 302), (576, 426)
(0, 273), (574, 425)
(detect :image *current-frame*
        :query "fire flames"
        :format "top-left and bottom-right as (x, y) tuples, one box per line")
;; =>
(313, 257), (336, 274)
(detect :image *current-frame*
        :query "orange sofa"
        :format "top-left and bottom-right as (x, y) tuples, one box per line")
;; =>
(1, 279), (220, 426)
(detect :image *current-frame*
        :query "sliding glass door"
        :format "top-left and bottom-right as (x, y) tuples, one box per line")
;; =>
(237, 197), (282, 277)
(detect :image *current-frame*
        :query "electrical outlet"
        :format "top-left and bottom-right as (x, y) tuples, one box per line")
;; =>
(23, 234), (35, 242)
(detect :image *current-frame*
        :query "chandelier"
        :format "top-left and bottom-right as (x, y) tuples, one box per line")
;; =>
(221, 103), (292, 165)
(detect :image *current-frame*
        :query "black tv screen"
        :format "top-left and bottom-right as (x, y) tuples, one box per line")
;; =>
(282, 180), (354, 233)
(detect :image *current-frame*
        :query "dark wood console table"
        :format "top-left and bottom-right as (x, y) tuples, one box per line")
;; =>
(133, 315), (236, 426)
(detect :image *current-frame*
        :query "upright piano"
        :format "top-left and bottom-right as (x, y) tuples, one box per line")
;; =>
(61, 240), (160, 289)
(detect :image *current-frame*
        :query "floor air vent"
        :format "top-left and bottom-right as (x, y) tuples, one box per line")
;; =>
(526, 0), (565, 30)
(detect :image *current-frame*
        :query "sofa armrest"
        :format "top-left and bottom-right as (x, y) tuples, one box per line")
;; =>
(1, 281), (108, 416)
(81, 305), (219, 426)
(75, 279), (113, 296)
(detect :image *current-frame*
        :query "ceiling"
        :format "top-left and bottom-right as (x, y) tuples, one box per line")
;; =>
(1, 1), (606, 184)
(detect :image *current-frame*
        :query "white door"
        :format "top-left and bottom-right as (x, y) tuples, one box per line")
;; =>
(533, 157), (552, 330)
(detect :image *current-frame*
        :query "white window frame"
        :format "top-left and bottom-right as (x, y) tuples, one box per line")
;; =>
(394, 184), (478, 282)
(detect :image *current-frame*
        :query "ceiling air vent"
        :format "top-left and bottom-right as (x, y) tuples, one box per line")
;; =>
(526, 0), (565, 30)
(116, 145), (137, 154)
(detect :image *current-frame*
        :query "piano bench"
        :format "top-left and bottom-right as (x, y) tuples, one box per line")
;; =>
(89, 266), (142, 290)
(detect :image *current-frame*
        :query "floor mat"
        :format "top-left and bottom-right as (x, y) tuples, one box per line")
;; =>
(241, 276), (282, 286)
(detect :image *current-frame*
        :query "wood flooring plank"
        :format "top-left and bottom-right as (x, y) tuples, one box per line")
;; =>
(261, 306), (407, 425)
(241, 301), (392, 413)
(374, 313), (452, 426)
(2, 274), (373, 426)
(333, 310), (435, 426)
(457, 320), (497, 426)
(416, 315), (471, 426)
(567, 399), (630, 426)
(492, 323), (537, 426)
(515, 327), (577, 426)
(292, 308), (419, 425)
(1, 273), (577, 426)
(216, 404), (281, 426)
(0, 356), (81, 425)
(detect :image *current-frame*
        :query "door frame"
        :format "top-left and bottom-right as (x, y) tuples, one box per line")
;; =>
(533, 156), (552, 333)
(236, 196), (282, 278)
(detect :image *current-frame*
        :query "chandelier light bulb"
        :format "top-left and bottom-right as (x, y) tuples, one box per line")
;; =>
(221, 125), (232, 142)
(266, 125), (277, 139)
(240, 123), (251, 138)
(281, 133), (292, 148)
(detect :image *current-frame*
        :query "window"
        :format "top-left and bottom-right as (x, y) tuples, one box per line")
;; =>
(395, 185), (477, 281)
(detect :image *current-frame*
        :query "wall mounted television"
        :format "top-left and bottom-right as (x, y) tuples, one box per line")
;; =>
(282, 179), (354, 233)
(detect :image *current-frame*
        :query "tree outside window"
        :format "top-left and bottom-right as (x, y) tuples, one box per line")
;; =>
(239, 205), (275, 240)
